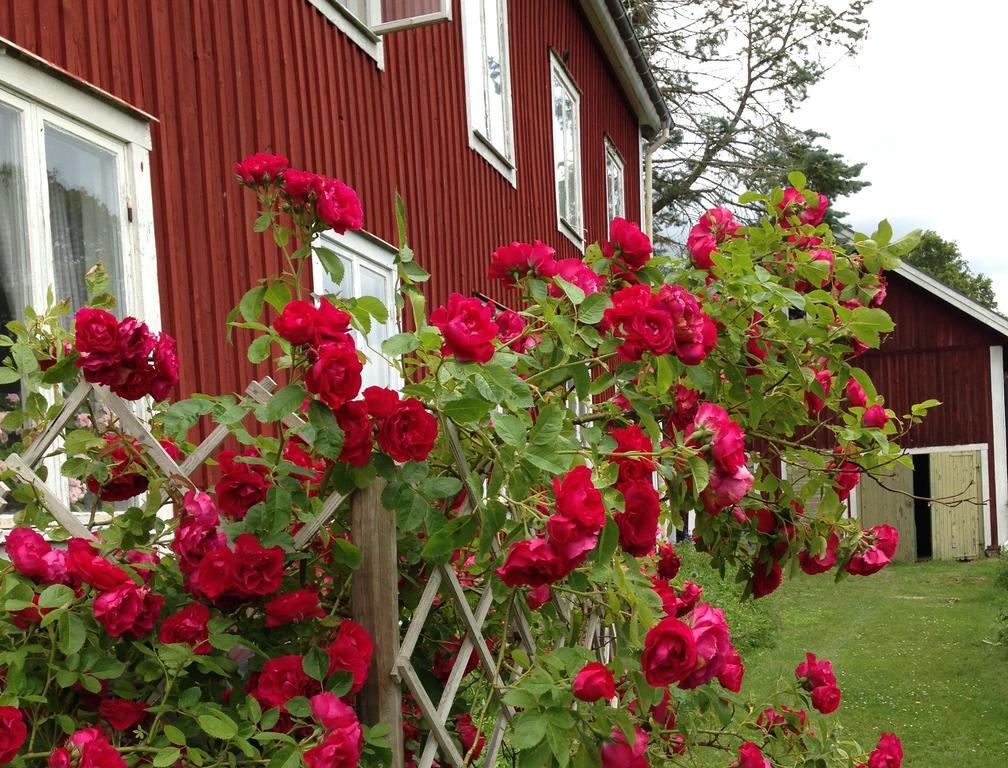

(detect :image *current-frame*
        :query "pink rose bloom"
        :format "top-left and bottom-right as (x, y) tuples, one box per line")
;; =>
(800, 192), (829, 226)
(679, 602), (735, 690)
(600, 727), (648, 768)
(804, 366), (833, 415)
(846, 525), (899, 576)
(845, 377), (868, 408)
(690, 403), (746, 474)
(687, 207), (740, 270)
(494, 310), (534, 352)
(799, 531), (840, 575)
(738, 741), (771, 768)
(309, 693), (358, 730)
(317, 178), (363, 234)
(701, 463), (754, 514)
(550, 259), (606, 298)
(862, 404), (889, 429)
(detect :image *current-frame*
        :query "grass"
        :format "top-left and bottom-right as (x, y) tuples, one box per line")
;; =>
(738, 558), (1008, 767)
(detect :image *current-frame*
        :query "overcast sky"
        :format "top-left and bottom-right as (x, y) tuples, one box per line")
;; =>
(795, 0), (1008, 308)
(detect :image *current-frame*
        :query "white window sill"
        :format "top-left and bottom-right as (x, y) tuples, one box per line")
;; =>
(558, 216), (585, 252)
(469, 128), (517, 187)
(306, 0), (384, 69)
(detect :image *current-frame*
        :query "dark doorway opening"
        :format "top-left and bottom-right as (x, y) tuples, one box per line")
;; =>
(912, 453), (932, 560)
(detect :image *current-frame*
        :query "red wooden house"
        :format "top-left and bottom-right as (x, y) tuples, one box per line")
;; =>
(0, 0), (669, 399)
(853, 261), (1008, 560)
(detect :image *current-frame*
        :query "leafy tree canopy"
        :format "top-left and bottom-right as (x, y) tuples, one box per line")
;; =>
(904, 230), (998, 310)
(629, 0), (872, 232)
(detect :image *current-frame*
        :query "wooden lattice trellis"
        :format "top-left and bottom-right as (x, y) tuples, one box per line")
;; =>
(0, 378), (612, 768)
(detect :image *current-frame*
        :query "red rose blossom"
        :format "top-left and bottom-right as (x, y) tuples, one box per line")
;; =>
(738, 741), (771, 768)
(430, 293), (498, 363)
(487, 240), (557, 286)
(602, 217), (652, 273)
(158, 602), (212, 653)
(235, 152), (288, 185)
(327, 620), (374, 694)
(265, 589), (325, 627)
(0, 707), (27, 765)
(656, 542), (681, 580)
(317, 178), (363, 234)
(600, 726), (648, 768)
(254, 655), (314, 711)
(641, 616), (697, 687)
(233, 534), (284, 598)
(866, 732), (903, 768)
(274, 300), (317, 346)
(305, 339), (363, 410)
(375, 396), (438, 463)
(572, 662), (616, 702)
(99, 698), (149, 730)
(335, 400), (373, 467)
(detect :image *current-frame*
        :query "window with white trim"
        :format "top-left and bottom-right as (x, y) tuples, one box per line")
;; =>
(462, 0), (516, 185)
(307, 0), (452, 66)
(312, 230), (400, 391)
(550, 52), (583, 249)
(0, 57), (159, 365)
(0, 50), (158, 524)
(604, 137), (625, 222)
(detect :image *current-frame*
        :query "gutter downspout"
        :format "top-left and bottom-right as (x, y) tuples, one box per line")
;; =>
(643, 124), (670, 239)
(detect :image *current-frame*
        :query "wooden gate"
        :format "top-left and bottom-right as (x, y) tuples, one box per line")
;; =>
(929, 450), (984, 560)
(858, 462), (917, 562)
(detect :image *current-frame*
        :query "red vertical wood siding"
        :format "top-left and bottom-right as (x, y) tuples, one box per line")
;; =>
(858, 272), (1007, 543)
(0, 0), (642, 395)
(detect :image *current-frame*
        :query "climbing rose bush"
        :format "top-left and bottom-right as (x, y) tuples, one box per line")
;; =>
(0, 156), (926, 767)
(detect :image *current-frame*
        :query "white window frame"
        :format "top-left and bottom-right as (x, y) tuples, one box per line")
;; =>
(461, 0), (517, 186)
(311, 229), (402, 391)
(0, 50), (160, 333)
(604, 136), (625, 223)
(0, 48), (159, 524)
(550, 51), (583, 251)
(306, 0), (452, 67)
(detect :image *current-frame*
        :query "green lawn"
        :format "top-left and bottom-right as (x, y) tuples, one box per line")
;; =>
(739, 559), (1008, 766)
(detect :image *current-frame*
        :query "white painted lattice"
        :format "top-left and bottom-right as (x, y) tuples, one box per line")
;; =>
(0, 377), (613, 768)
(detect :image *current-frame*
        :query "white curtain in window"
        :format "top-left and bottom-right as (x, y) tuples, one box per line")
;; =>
(44, 125), (124, 315)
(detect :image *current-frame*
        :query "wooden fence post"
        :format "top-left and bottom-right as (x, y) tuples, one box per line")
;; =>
(350, 479), (404, 767)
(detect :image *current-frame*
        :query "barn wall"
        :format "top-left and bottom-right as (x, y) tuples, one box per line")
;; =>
(0, 0), (643, 398)
(858, 272), (1006, 544)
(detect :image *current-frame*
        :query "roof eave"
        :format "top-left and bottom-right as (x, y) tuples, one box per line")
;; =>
(577, 0), (671, 138)
(893, 261), (1008, 340)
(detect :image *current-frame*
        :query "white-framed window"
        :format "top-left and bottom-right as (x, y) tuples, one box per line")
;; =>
(0, 52), (160, 344)
(462, 0), (516, 186)
(550, 51), (583, 250)
(312, 230), (400, 391)
(307, 0), (452, 67)
(0, 48), (158, 525)
(604, 137), (625, 222)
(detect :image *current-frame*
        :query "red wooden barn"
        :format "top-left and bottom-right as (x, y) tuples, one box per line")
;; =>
(852, 261), (1008, 560)
(0, 0), (668, 399)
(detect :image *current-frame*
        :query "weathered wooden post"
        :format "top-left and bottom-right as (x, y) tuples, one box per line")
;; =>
(350, 479), (405, 767)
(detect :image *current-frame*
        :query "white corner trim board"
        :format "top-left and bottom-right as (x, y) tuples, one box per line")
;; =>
(990, 345), (1008, 548)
